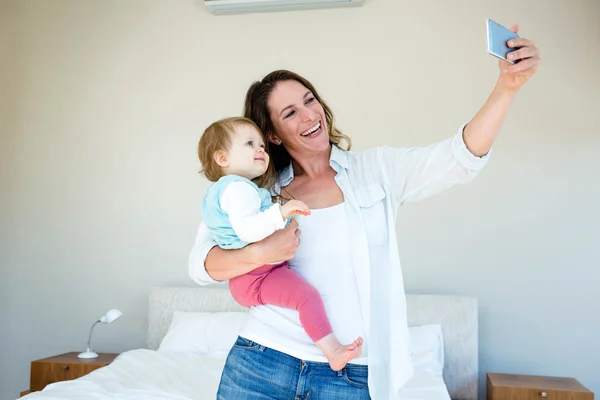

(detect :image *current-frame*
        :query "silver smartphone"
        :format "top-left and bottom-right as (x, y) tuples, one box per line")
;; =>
(486, 18), (520, 64)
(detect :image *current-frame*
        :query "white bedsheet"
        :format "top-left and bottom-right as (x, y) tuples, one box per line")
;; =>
(20, 349), (451, 400)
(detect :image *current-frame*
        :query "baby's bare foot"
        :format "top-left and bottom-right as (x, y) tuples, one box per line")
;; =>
(328, 337), (363, 371)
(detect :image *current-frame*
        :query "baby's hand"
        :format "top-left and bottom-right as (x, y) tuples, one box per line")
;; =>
(280, 200), (310, 219)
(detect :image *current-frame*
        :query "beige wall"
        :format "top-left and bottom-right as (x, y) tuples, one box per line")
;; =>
(1, 0), (599, 398)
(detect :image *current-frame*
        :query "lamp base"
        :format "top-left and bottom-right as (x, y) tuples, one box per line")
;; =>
(77, 351), (99, 359)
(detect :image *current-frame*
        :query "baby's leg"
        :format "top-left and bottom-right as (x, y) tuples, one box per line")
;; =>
(228, 264), (278, 308)
(258, 265), (363, 371)
(257, 264), (331, 341)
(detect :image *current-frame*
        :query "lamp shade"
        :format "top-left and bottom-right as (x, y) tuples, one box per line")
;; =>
(100, 309), (122, 324)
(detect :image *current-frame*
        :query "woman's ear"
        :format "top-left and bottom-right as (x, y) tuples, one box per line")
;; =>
(268, 133), (282, 145)
(213, 150), (229, 168)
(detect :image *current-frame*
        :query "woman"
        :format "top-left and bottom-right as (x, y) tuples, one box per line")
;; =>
(189, 26), (540, 399)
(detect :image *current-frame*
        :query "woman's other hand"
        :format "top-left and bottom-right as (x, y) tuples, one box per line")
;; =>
(251, 218), (301, 264)
(498, 24), (541, 92)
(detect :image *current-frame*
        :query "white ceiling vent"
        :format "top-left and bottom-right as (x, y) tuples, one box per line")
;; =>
(205, 0), (364, 15)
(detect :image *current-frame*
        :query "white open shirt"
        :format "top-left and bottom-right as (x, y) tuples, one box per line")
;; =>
(189, 124), (491, 399)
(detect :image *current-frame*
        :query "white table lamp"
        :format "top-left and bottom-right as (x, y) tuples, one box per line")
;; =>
(78, 308), (123, 359)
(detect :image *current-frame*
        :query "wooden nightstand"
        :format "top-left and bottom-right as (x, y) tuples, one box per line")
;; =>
(487, 372), (594, 400)
(22, 352), (119, 395)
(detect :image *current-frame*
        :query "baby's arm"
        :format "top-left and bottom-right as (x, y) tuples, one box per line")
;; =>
(220, 181), (287, 243)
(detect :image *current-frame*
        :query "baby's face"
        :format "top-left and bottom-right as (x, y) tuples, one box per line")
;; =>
(224, 125), (269, 180)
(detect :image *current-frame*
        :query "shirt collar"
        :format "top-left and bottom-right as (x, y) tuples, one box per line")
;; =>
(273, 145), (350, 194)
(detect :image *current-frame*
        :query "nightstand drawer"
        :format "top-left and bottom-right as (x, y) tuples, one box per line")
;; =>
(492, 386), (594, 400)
(25, 352), (119, 394)
(30, 361), (97, 391)
(487, 373), (594, 400)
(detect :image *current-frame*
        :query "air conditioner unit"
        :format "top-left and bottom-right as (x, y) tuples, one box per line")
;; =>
(205, 0), (364, 15)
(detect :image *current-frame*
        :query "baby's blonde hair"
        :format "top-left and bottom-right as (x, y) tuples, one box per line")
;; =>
(197, 116), (274, 188)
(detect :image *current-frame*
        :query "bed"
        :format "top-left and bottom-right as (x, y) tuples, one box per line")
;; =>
(20, 286), (478, 400)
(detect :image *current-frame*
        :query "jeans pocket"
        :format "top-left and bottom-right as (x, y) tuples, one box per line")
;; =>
(232, 336), (262, 351)
(343, 366), (369, 388)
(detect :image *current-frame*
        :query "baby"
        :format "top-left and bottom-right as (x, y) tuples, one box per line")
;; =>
(197, 116), (363, 371)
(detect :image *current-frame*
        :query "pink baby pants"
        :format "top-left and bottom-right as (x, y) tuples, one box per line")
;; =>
(228, 262), (332, 342)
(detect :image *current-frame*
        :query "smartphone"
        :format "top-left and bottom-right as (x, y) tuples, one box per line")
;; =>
(486, 18), (520, 64)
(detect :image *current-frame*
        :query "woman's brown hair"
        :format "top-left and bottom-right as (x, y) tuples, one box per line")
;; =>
(243, 70), (351, 181)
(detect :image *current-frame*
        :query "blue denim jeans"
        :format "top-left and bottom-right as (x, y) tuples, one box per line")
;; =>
(217, 336), (371, 400)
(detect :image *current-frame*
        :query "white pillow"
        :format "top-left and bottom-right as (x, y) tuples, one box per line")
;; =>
(158, 311), (249, 355)
(158, 310), (444, 375)
(409, 324), (445, 376)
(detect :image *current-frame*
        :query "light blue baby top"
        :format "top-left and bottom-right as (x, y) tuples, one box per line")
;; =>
(201, 174), (275, 249)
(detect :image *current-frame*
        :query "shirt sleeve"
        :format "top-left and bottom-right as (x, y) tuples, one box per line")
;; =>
(379, 123), (491, 206)
(220, 181), (286, 243)
(188, 221), (224, 285)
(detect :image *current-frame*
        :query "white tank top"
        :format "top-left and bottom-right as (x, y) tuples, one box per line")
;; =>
(238, 202), (368, 364)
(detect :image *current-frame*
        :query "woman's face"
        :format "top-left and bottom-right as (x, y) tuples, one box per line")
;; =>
(267, 80), (330, 155)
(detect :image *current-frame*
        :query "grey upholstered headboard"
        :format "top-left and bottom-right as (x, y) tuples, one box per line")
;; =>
(147, 286), (478, 400)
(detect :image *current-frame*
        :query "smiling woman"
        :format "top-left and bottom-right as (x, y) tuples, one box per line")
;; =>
(196, 115), (364, 374)
(190, 31), (541, 398)
(245, 70), (352, 176)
